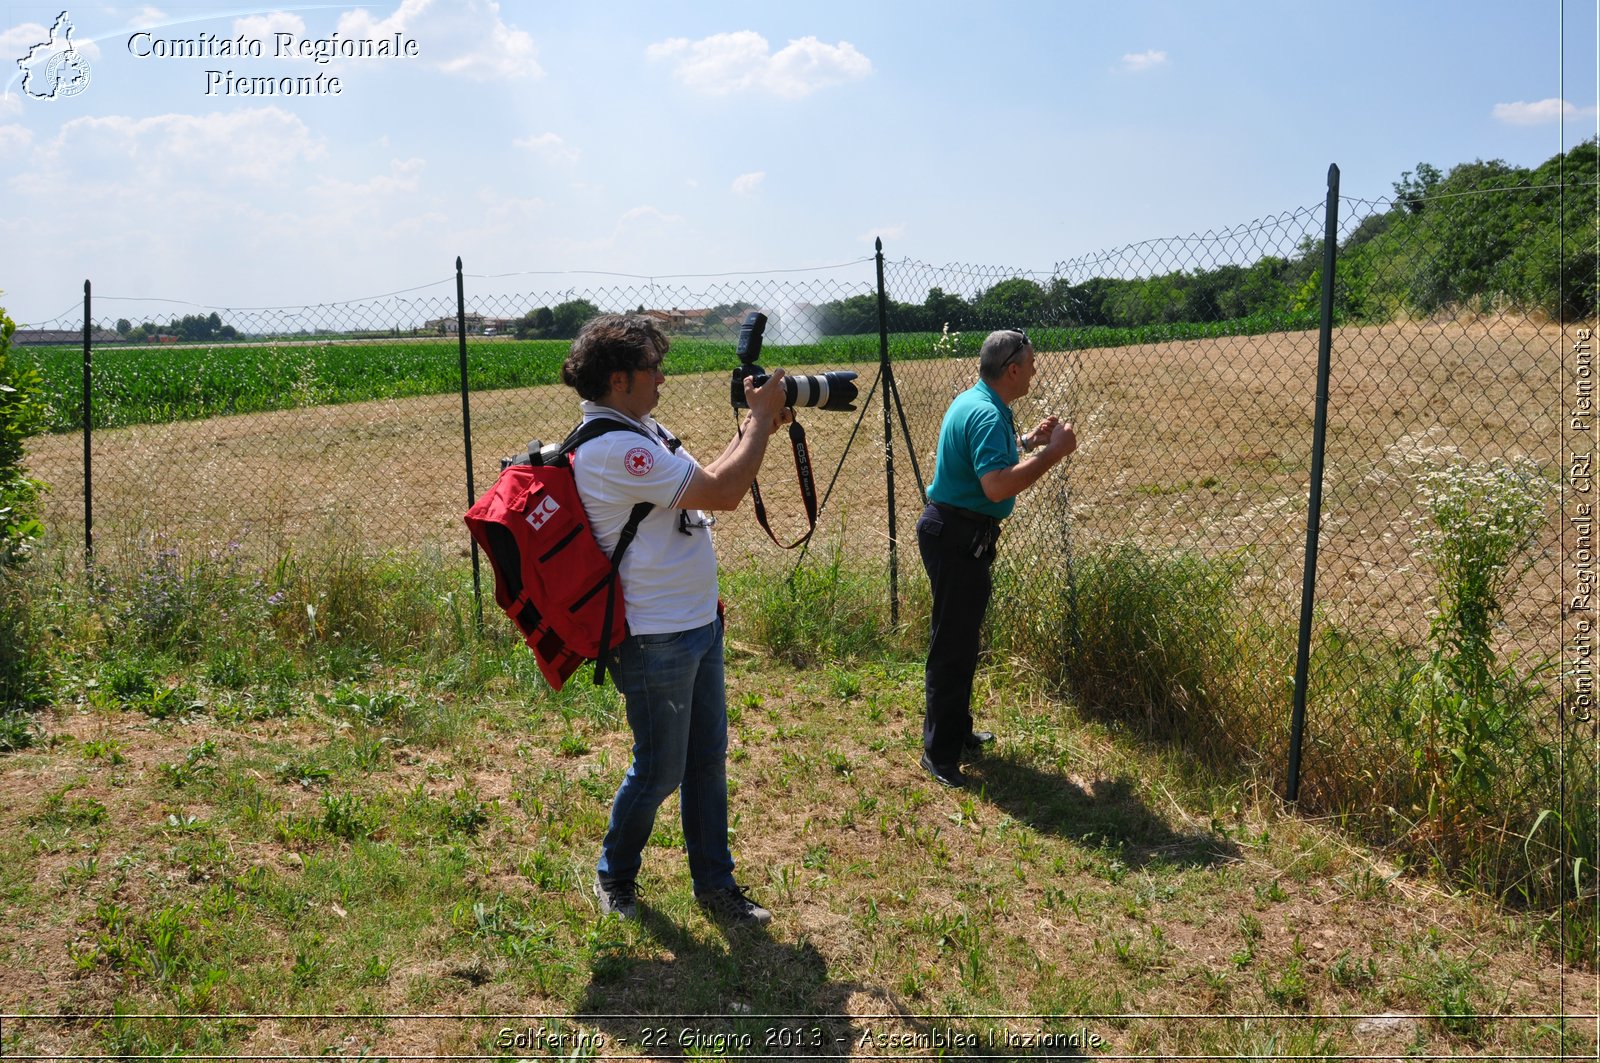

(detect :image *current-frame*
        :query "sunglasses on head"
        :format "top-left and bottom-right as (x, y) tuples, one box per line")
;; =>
(998, 330), (1031, 369)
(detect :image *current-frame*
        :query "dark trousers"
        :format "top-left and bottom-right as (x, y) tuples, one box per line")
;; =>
(917, 503), (997, 767)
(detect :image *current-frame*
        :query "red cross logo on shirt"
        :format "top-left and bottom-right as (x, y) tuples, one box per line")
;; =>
(624, 447), (655, 476)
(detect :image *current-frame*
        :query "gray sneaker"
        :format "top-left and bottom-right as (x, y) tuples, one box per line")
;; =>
(695, 883), (772, 925)
(594, 875), (639, 920)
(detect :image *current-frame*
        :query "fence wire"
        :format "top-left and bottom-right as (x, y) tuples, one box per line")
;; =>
(14, 182), (1594, 919)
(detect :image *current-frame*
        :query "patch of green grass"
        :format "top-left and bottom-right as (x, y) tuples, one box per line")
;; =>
(1060, 544), (1279, 750)
(29, 787), (110, 831)
(0, 564), (53, 720)
(723, 544), (902, 668)
(1405, 950), (1491, 1040)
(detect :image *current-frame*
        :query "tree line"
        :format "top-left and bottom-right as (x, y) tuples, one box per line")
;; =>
(115, 312), (239, 343)
(99, 143), (1597, 349)
(809, 141), (1598, 336)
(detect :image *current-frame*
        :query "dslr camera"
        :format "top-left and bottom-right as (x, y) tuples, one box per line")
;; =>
(729, 311), (858, 412)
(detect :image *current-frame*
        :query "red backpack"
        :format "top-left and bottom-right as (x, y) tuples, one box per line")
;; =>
(463, 419), (654, 690)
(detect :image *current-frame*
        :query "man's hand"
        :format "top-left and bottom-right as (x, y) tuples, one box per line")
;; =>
(744, 368), (791, 433)
(1043, 420), (1077, 460)
(1023, 415), (1061, 451)
(980, 419), (1078, 504)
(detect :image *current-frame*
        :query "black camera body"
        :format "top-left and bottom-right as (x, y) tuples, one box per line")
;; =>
(730, 311), (858, 412)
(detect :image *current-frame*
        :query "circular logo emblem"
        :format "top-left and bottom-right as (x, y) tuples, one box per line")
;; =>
(44, 49), (91, 97)
(624, 447), (655, 477)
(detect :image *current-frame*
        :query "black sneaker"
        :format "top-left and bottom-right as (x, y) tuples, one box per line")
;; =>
(920, 753), (966, 789)
(963, 730), (996, 753)
(696, 883), (772, 926)
(594, 875), (639, 920)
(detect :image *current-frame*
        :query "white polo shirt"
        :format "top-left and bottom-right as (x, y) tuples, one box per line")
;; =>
(570, 402), (720, 635)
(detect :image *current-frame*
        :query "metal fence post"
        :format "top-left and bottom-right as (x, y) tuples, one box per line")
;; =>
(875, 238), (899, 627)
(456, 257), (483, 632)
(81, 279), (93, 580)
(1287, 164), (1341, 802)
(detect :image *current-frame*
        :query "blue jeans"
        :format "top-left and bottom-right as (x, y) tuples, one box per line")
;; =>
(596, 618), (736, 893)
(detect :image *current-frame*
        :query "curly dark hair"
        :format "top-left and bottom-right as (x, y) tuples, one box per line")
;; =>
(560, 314), (670, 401)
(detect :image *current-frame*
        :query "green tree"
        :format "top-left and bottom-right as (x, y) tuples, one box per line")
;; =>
(549, 299), (601, 340)
(0, 303), (45, 563)
(815, 294), (879, 336)
(1050, 277), (1119, 326)
(515, 306), (555, 340)
(1510, 139), (1600, 318)
(923, 287), (971, 331)
(971, 278), (1048, 326)
(0, 299), (50, 719)
(1392, 162), (1443, 215)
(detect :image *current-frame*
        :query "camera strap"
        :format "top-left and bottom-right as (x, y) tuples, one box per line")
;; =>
(748, 419), (818, 549)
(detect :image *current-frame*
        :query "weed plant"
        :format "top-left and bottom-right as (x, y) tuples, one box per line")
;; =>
(721, 542), (910, 667)
(1, 564), (52, 731)
(1302, 456), (1591, 936)
(1055, 543), (1286, 763)
(1396, 458), (1588, 917)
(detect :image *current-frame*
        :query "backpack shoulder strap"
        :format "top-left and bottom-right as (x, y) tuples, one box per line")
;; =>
(558, 416), (651, 459)
(559, 416), (659, 687)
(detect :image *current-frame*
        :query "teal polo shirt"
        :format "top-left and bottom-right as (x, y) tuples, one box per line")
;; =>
(928, 379), (1018, 520)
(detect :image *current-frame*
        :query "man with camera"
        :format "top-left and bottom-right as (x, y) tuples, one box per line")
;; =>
(560, 313), (792, 925)
(918, 329), (1077, 789)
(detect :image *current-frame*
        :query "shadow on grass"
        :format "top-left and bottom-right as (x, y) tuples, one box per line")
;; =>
(578, 910), (857, 1059)
(577, 907), (1097, 1059)
(969, 752), (1239, 871)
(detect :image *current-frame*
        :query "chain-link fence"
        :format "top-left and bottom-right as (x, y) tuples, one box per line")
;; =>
(1303, 179), (1591, 915)
(15, 168), (1595, 920)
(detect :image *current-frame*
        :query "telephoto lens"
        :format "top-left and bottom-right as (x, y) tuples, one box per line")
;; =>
(784, 371), (859, 411)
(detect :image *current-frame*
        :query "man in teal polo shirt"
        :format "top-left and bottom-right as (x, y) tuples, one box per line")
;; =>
(917, 329), (1077, 788)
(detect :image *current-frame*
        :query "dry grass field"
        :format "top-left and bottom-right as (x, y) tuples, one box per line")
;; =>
(24, 317), (1569, 645)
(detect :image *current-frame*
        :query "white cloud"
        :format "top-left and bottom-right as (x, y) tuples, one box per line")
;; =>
(129, 7), (168, 30)
(338, 0), (541, 81)
(647, 31), (870, 98)
(24, 108), (325, 192)
(233, 12), (307, 43)
(1492, 97), (1597, 125)
(544, 204), (692, 264)
(515, 132), (579, 165)
(0, 93), (21, 118)
(731, 171), (764, 195)
(617, 205), (686, 230)
(476, 192), (547, 227)
(0, 124), (32, 153)
(1121, 49), (1167, 73)
(0, 21), (50, 58)
(1, 15), (102, 63)
(311, 157), (426, 201)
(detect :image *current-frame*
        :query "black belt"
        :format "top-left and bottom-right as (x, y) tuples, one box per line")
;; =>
(931, 501), (1001, 529)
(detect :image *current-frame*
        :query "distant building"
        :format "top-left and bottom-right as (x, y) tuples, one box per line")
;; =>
(422, 314), (518, 335)
(12, 328), (121, 345)
(640, 308), (712, 333)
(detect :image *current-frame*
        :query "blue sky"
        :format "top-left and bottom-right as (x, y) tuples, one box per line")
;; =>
(1, 0), (1596, 326)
